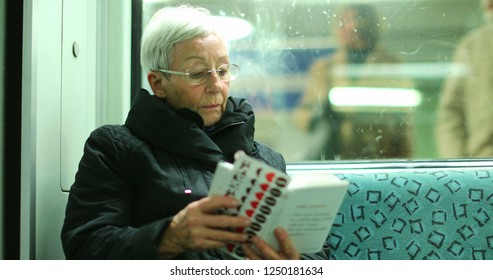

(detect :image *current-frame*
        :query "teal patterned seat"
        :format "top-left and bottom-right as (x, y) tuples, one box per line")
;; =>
(326, 168), (493, 260)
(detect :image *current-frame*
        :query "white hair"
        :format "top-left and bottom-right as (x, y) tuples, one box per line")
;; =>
(140, 5), (219, 73)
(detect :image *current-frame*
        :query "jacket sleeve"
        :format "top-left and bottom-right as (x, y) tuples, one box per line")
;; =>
(61, 126), (169, 259)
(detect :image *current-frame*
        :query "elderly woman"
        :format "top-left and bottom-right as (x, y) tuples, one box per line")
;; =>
(61, 5), (327, 260)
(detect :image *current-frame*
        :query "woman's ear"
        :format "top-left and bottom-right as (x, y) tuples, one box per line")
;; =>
(147, 72), (167, 98)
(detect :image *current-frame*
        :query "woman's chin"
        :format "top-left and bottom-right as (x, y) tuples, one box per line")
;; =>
(202, 113), (222, 128)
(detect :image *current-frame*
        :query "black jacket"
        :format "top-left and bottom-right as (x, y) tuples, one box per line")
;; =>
(61, 89), (328, 259)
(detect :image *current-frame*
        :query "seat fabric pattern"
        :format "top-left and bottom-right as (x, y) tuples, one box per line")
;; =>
(326, 168), (493, 260)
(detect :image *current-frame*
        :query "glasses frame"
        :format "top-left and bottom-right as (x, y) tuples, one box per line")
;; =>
(157, 64), (241, 85)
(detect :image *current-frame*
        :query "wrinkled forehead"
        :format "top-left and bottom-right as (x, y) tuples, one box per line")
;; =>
(171, 34), (229, 66)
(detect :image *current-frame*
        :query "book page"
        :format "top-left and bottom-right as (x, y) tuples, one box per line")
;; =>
(277, 173), (349, 253)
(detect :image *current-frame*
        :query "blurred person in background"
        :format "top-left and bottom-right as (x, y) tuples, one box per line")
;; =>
(436, 0), (493, 158)
(295, 4), (413, 160)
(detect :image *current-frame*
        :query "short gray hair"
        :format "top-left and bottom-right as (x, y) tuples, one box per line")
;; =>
(140, 5), (219, 73)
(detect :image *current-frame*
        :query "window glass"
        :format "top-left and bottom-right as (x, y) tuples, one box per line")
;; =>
(142, 0), (487, 162)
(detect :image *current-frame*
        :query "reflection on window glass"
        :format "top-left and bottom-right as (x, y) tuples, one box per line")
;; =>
(142, 0), (486, 162)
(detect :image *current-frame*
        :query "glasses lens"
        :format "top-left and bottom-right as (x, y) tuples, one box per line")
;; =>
(220, 64), (240, 81)
(185, 64), (240, 84)
(186, 67), (209, 84)
(216, 65), (231, 80)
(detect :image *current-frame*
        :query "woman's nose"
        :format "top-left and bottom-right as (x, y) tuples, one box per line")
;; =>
(204, 71), (223, 92)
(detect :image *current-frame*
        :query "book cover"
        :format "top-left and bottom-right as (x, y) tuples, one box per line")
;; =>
(209, 151), (349, 259)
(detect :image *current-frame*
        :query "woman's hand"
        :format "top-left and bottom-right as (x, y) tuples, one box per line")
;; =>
(158, 196), (251, 259)
(241, 227), (301, 260)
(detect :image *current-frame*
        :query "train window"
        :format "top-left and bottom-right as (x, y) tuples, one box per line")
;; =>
(141, 0), (489, 162)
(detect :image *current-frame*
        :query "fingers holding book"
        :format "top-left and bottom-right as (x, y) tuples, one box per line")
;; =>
(241, 227), (301, 260)
(158, 196), (251, 259)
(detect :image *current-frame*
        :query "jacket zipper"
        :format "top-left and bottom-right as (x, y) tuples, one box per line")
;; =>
(210, 121), (245, 136)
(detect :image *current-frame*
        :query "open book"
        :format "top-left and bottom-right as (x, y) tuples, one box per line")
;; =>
(209, 151), (349, 259)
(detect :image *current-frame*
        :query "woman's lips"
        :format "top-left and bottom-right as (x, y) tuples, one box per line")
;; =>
(202, 104), (220, 110)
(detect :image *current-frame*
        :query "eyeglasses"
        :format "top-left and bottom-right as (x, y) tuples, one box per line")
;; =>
(157, 64), (241, 85)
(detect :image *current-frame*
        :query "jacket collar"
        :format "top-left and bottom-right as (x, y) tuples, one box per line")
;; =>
(125, 89), (255, 164)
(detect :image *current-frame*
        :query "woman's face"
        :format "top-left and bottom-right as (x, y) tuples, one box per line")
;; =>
(163, 33), (231, 127)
